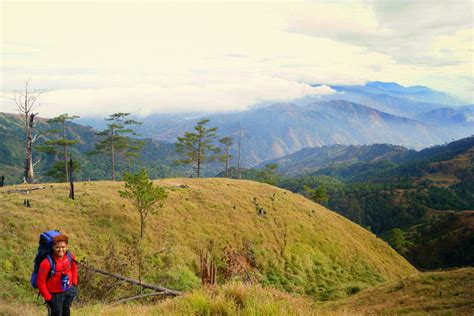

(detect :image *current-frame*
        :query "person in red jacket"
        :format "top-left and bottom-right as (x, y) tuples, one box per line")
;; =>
(37, 234), (78, 316)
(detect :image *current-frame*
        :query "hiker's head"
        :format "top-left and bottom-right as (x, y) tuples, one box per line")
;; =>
(53, 234), (69, 258)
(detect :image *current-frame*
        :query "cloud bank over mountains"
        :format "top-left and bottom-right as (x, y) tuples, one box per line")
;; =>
(1, 1), (472, 117)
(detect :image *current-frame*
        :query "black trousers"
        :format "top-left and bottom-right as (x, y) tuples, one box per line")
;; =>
(47, 286), (77, 316)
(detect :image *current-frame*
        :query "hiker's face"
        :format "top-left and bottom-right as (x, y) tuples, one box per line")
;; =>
(53, 241), (68, 257)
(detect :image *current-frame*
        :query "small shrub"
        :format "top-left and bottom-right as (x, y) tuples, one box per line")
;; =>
(159, 266), (201, 292)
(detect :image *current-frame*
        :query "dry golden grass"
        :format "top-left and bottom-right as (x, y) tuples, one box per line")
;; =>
(2, 269), (473, 316)
(1, 178), (416, 305)
(0, 282), (317, 315)
(319, 268), (474, 315)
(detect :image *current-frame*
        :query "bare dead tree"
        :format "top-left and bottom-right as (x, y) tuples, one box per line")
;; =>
(4, 80), (44, 183)
(81, 263), (182, 296)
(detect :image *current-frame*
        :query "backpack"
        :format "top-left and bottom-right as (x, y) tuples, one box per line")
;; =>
(30, 230), (73, 288)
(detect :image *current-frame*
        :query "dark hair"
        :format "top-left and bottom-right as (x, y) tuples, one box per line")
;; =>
(53, 234), (69, 245)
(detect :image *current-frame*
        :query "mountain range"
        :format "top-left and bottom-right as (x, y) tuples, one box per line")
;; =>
(127, 100), (471, 166)
(2, 81), (472, 181)
(260, 135), (474, 178)
(76, 81), (470, 166)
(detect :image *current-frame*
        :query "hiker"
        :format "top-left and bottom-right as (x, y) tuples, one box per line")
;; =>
(37, 234), (78, 316)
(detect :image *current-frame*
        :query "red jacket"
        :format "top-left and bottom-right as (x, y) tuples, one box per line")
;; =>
(37, 253), (78, 301)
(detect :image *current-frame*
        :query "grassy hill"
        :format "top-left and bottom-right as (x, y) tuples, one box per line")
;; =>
(0, 178), (416, 306)
(320, 268), (474, 315)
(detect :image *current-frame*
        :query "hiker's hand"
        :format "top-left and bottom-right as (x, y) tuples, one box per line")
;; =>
(45, 300), (53, 308)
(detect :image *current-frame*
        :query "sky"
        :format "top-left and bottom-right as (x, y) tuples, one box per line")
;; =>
(1, 0), (473, 118)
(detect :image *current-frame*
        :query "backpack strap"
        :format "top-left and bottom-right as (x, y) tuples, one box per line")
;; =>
(66, 252), (74, 270)
(46, 255), (55, 280)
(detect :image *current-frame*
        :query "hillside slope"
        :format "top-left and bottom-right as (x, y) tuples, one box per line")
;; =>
(0, 179), (416, 303)
(260, 143), (416, 176)
(276, 137), (473, 268)
(320, 268), (474, 315)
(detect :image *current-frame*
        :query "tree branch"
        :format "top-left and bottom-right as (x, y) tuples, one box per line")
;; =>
(32, 133), (44, 143)
(33, 157), (41, 167)
(4, 186), (46, 194)
(110, 292), (166, 306)
(81, 264), (182, 296)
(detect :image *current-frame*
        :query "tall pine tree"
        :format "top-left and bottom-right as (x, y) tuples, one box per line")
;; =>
(38, 114), (80, 182)
(175, 119), (220, 178)
(219, 136), (233, 178)
(93, 113), (142, 181)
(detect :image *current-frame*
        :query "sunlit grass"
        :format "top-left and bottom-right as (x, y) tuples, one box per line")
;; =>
(1, 178), (416, 305)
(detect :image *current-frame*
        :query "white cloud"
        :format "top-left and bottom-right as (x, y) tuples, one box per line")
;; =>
(1, 1), (472, 117)
(12, 75), (334, 117)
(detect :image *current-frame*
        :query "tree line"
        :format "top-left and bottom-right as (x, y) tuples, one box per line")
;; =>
(3, 81), (246, 183)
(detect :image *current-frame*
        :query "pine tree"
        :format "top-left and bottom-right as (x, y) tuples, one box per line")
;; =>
(37, 114), (80, 182)
(175, 119), (220, 178)
(124, 139), (145, 173)
(304, 184), (329, 204)
(119, 169), (168, 282)
(93, 113), (142, 181)
(219, 136), (233, 178)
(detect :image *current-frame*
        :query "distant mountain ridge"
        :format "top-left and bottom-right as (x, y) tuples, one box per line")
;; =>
(124, 81), (471, 166)
(312, 136), (474, 184)
(265, 136), (474, 180)
(415, 105), (474, 125)
(17, 81), (474, 168)
(132, 99), (450, 166)
(329, 81), (466, 106)
(259, 143), (416, 176)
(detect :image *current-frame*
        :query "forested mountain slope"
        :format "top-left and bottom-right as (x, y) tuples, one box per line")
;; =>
(276, 137), (474, 269)
(0, 112), (179, 184)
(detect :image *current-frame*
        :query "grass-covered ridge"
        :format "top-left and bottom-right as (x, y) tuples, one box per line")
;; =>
(0, 178), (416, 303)
(320, 268), (474, 315)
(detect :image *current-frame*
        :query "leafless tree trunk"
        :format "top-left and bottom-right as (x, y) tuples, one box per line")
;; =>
(5, 81), (43, 183)
(82, 263), (182, 296)
(25, 113), (35, 182)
